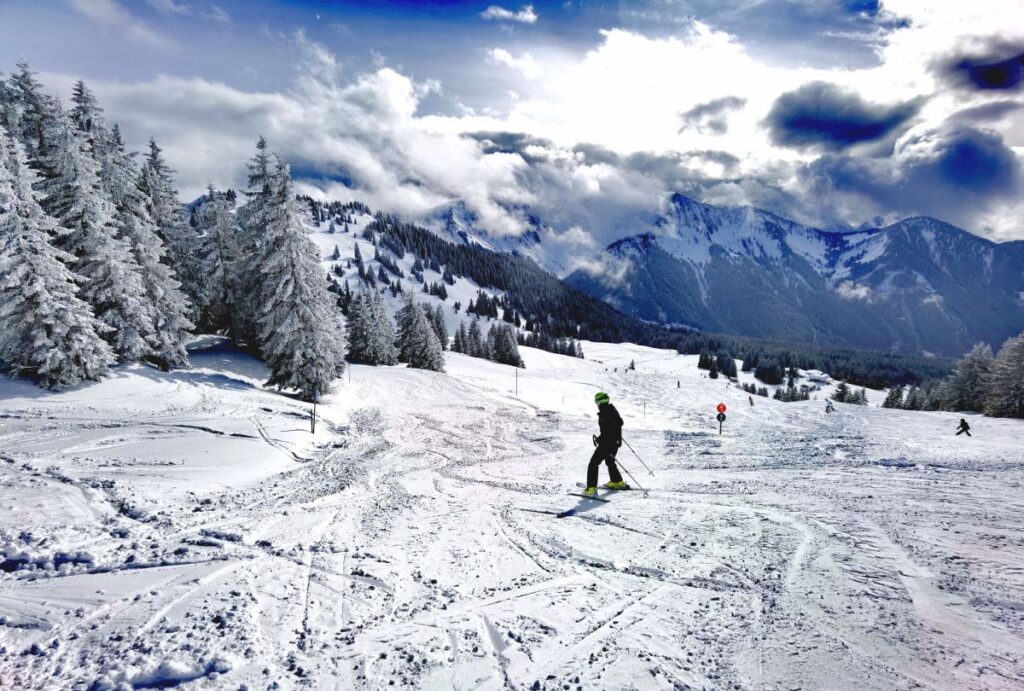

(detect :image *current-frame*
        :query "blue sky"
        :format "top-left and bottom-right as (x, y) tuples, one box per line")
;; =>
(2, 0), (1023, 247)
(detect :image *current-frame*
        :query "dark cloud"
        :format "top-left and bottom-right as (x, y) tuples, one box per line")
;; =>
(799, 125), (1022, 229)
(570, 143), (622, 166)
(937, 41), (1024, 91)
(682, 149), (741, 171)
(946, 100), (1024, 124)
(678, 96), (746, 135)
(765, 81), (923, 151)
(464, 130), (555, 164)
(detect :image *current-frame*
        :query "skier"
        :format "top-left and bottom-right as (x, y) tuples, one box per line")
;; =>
(748, 395), (754, 407)
(825, 399), (835, 413)
(583, 392), (627, 497)
(955, 418), (972, 437)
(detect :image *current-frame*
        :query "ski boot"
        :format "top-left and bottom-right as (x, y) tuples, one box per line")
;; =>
(604, 481), (629, 490)
(581, 486), (598, 497)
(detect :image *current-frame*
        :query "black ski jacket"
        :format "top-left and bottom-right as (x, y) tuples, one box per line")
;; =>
(596, 403), (623, 448)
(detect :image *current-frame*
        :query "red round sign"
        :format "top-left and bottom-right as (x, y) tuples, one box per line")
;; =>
(716, 403), (727, 413)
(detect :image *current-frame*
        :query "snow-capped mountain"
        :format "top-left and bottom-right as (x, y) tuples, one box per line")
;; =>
(566, 194), (1024, 357)
(426, 202), (568, 275)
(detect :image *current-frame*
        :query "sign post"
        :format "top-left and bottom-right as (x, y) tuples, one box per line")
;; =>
(716, 402), (727, 435)
(311, 389), (319, 434)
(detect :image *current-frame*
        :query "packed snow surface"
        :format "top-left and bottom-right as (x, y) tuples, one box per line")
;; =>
(1, 339), (1023, 689)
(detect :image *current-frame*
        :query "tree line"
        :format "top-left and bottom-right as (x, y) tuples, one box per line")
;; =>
(879, 334), (1024, 418)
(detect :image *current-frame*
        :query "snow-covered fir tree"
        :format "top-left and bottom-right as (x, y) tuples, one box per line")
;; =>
(346, 287), (397, 365)
(490, 323), (524, 368)
(37, 107), (154, 363)
(985, 331), (1024, 418)
(139, 140), (188, 255)
(466, 319), (484, 358)
(2, 60), (55, 165)
(944, 343), (993, 412)
(832, 381), (850, 402)
(253, 157), (346, 400)
(902, 386), (926, 410)
(189, 185), (239, 332)
(452, 322), (467, 354)
(0, 124), (113, 388)
(230, 136), (275, 345)
(430, 304), (448, 350)
(881, 385), (904, 409)
(395, 294), (444, 372)
(97, 117), (192, 369)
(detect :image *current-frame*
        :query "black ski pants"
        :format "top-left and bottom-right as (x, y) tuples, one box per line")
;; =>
(956, 429), (971, 436)
(587, 444), (623, 488)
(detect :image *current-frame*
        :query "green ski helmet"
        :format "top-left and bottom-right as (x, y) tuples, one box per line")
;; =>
(594, 392), (610, 405)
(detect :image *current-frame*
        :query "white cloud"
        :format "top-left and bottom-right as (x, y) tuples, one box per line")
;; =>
(835, 281), (873, 301)
(69, 0), (170, 47)
(488, 48), (542, 80)
(144, 0), (229, 23)
(204, 4), (230, 23)
(480, 4), (538, 24)
(146, 0), (191, 16)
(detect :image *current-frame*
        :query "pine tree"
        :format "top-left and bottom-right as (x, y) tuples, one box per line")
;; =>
(430, 304), (448, 350)
(346, 287), (397, 365)
(902, 386), (925, 410)
(467, 319), (484, 358)
(192, 185), (238, 331)
(395, 294), (443, 371)
(139, 139), (191, 269)
(229, 137), (275, 345)
(985, 331), (1024, 418)
(833, 381), (850, 403)
(0, 124), (113, 388)
(881, 385), (904, 409)
(485, 323), (498, 360)
(944, 343), (993, 412)
(101, 126), (192, 369)
(4, 60), (56, 165)
(70, 79), (105, 152)
(254, 157), (346, 399)
(452, 322), (467, 354)
(491, 323), (524, 367)
(37, 107), (154, 362)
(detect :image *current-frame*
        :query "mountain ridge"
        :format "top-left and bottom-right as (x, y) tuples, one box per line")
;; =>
(564, 194), (1024, 357)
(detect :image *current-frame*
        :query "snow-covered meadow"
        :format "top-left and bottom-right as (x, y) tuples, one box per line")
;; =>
(1, 338), (1023, 689)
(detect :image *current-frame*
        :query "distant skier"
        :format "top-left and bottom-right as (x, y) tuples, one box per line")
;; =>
(955, 418), (971, 437)
(825, 399), (835, 413)
(748, 395), (754, 407)
(583, 392), (627, 497)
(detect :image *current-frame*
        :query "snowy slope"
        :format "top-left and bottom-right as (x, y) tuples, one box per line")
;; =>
(309, 208), (509, 339)
(1, 338), (1023, 689)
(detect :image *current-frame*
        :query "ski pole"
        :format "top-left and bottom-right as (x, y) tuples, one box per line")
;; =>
(615, 457), (649, 497)
(622, 439), (654, 476)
